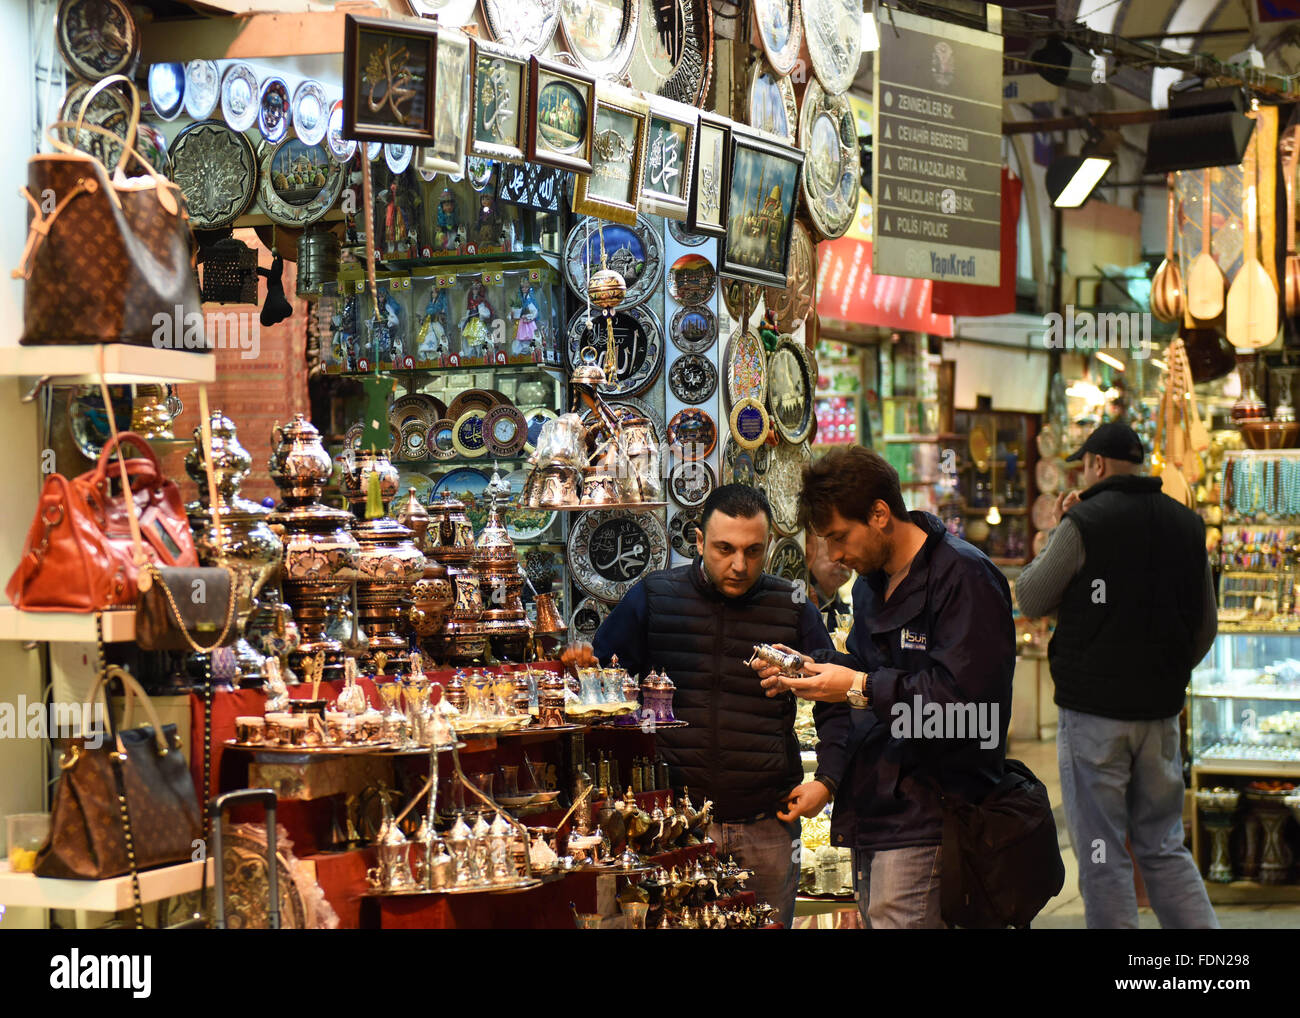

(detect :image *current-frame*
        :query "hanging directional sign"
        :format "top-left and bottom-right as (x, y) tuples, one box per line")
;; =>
(872, 8), (1002, 286)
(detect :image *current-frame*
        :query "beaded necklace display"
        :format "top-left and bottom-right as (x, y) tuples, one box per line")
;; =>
(1226, 454), (1300, 519)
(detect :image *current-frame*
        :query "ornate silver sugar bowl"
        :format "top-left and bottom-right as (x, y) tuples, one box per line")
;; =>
(266, 414), (360, 680)
(424, 493), (487, 662)
(185, 410), (284, 687)
(472, 475), (531, 661)
(352, 472), (426, 675)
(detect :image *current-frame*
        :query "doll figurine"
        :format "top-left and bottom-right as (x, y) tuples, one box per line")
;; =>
(416, 287), (451, 359)
(435, 188), (461, 252)
(758, 308), (781, 352)
(379, 174), (421, 258)
(459, 280), (497, 358)
(373, 283), (405, 363)
(509, 282), (540, 357)
(331, 294), (361, 372)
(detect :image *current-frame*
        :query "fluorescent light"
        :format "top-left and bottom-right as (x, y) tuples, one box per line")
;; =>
(1151, 358), (1168, 370)
(861, 11), (880, 53)
(1047, 155), (1113, 208)
(1095, 350), (1126, 372)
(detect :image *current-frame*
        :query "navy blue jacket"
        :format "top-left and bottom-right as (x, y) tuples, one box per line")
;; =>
(812, 512), (1015, 851)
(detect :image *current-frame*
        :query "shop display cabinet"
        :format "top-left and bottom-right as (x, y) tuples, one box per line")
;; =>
(1189, 632), (1300, 902)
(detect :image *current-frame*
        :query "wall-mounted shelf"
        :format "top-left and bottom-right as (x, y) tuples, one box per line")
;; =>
(0, 608), (135, 644)
(0, 345), (216, 385)
(0, 858), (210, 910)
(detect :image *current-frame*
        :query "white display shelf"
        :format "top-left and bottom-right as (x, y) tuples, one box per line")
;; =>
(0, 858), (210, 910)
(0, 344), (215, 385)
(1192, 685), (1300, 702)
(1191, 760), (1300, 777)
(0, 607), (135, 643)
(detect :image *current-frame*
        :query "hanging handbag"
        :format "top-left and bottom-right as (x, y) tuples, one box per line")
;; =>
(4, 425), (199, 611)
(34, 664), (202, 882)
(94, 374), (236, 653)
(12, 74), (201, 346)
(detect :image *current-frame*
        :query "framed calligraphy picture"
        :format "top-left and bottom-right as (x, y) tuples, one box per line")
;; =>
(638, 94), (697, 222)
(572, 81), (647, 227)
(527, 56), (596, 176)
(468, 38), (529, 163)
(686, 109), (730, 240)
(343, 14), (438, 145)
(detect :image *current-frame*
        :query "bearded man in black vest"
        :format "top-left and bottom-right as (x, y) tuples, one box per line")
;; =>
(1017, 421), (1219, 929)
(573, 485), (833, 928)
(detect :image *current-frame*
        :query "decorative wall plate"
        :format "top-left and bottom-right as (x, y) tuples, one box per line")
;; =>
(258, 77), (291, 143)
(565, 305), (664, 398)
(399, 419), (430, 460)
(467, 156), (495, 190)
(747, 59), (797, 144)
(390, 393), (445, 431)
(292, 80), (329, 146)
(1032, 494), (1058, 531)
(668, 253), (716, 305)
(559, 0), (639, 80)
(1037, 424), (1061, 458)
(59, 80), (132, 165)
(802, 0), (862, 95)
(767, 439), (809, 535)
(171, 121), (257, 230)
(385, 143), (413, 173)
(627, 0), (713, 105)
(766, 336), (814, 444)
(367, 142), (384, 162)
(1036, 459), (1065, 495)
(668, 353), (718, 404)
(580, 396), (665, 444)
(752, 0), (802, 76)
(326, 100), (357, 164)
(729, 397), (770, 451)
(667, 407), (717, 459)
(257, 138), (345, 228)
(135, 124), (171, 178)
(563, 214), (663, 311)
(433, 467), (490, 507)
(221, 63), (260, 132)
(671, 304), (717, 354)
(721, 437), (756, 486)
(568, 508), (668, 603)
(57, 0), (139, 82)
(452, 410), (488, 458)
(668, 508), (703, 558)
(798, 78), (859, 239)
(484, 404), (528, 457)
(446, 388), (498, 419)
(669, 460), (715, 508)
(522, 407), (559, 454)
(148, 63), (185, 122)
(395, 470), (436, 506)
(571, 596), (610, 640)
(481, 0), (560, 54)
(753, 442), (771, 477)
(767, 535), (806, 583)
(506, 503), (556, 542)
(721, 278), (760, 322)
(668, 219), (708, 246)
(765, 221), (816, 331)
(184, 60), (220, 120)
(428, 418), (458, 460)
(724, 326), (768, 409)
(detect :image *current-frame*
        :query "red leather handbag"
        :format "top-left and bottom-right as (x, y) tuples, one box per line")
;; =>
(5, 431), (198, 611)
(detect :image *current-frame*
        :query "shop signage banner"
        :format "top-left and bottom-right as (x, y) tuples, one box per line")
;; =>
(872, 9), (1003, 286)
(817, 234), (955, 337)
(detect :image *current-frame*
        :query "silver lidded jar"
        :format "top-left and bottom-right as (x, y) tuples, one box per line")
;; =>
(185, 410), (284, 687)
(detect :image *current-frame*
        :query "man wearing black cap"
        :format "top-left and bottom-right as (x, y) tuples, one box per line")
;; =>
(1017, 421), (1218, 929)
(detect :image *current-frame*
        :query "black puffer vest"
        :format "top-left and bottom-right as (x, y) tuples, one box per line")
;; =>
(1049, 474), (1207, 720)
(643, 564), (804, 821)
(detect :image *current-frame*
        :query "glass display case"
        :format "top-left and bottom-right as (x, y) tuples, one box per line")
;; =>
(1188, 632), (1300, 898)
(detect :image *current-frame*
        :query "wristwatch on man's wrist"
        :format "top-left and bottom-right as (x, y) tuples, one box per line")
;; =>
(845, 670), (871, 710)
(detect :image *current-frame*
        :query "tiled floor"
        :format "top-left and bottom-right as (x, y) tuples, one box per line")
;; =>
(1012, 737), (1300, 930)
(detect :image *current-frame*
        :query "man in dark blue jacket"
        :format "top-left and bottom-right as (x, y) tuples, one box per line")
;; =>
(752, 447), (1016, 928)
(576, 484), (833, 929)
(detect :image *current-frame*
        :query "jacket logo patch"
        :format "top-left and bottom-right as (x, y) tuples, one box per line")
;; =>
(900, 627), (927, 651)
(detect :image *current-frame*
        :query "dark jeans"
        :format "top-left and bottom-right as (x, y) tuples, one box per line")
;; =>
(851, 845), (945, 929)
(707, 817), (801, 928)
